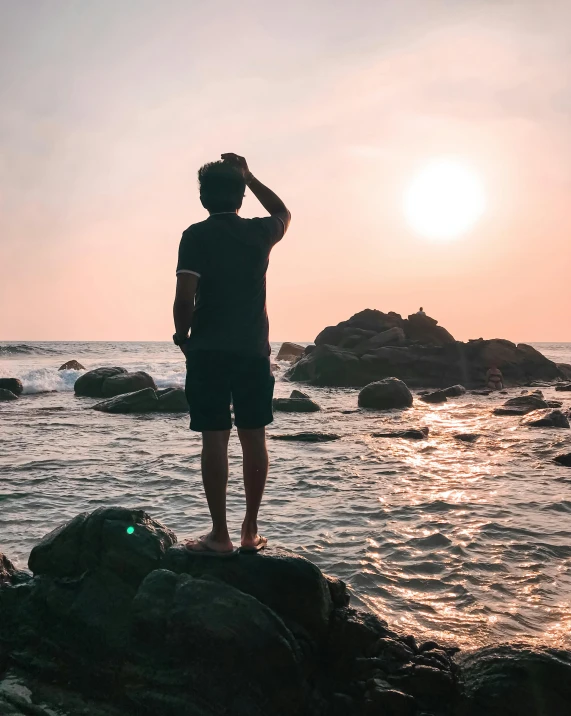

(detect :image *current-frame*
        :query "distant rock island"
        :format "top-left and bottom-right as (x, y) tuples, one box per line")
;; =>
(286, 309), (566, 388)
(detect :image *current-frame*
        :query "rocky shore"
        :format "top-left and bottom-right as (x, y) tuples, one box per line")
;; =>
(1, 507), (570, 716)
(285, 309), (567, 388)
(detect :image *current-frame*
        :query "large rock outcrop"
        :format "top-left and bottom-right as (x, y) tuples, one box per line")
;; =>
(286, 310), (564, 388)
(1, 507), (570, 716)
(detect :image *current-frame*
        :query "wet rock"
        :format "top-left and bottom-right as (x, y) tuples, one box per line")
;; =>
(290, 389), (311, 399)
(276, 342), (305, 361)
(502, 394), (548, 411)
(554, 453), (571, 467)
(454, 433), (481, 443)
(93, 387), (159, 413)
(521, 409), (570, 428)
(372, 428), (429, 440)
(0, 389), (18, 401)
(555, 383), (571, 391)
(0, 554), (16, 586)
(163, 545), (332, 641)
(471, 390), (492, 396)
(287, 344), (363, 386)
(28, 506), (176, 583)
(329, 608), (391, 661)
(326, 576), (351, 608)
(546, 400), (563, 408)
(0, 379), (23, 396)
(364, 686), (416, 716)
(156, 387), (188, 412)
(493, 406), (530, 416)
(557, 363), (571, 380)
(358, 378), (413, 410)
(273, 395), (321, 412)
(271, 432), (340, 442)
(392, 664), (455, 701)
(58, 359), (85, 371)
(74, 367), (127, 397)
(420, 390), (448, 404)
(101, 371), (156, 398)
(443, 384), (467, 397)
(456, 644), (571, 716)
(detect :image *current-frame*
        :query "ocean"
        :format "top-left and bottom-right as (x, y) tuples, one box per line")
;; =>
(1, 340), (570, 649)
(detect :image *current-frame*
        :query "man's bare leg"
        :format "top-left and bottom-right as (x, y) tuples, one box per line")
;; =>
(198, 430), (233, 551)
(237, 427), (269, 549)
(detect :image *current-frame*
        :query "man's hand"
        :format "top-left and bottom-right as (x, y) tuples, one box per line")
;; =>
(221, 153), (249, 177)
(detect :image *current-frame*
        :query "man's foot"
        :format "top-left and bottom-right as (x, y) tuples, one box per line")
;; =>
(240, 534), (268, 553)
(184, 533), (236, 557)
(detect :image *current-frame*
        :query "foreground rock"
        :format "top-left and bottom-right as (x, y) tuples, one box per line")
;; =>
(93, 387), (189, 414)
(273, 390), (320, 412)
(0, 378), (23, 396)
(521, 409), (570, 428)
(58, 359), (85, 371)
(286, 309), (564, 388)
(554, 453), (571, 466)
(276, 342), (305, 361)
(0, 389), (18, 401)
(358, 378), (413, 410)
(1, 507), (570, 716)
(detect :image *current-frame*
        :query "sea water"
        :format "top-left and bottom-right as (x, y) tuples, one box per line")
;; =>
(1, 341), (570, 649)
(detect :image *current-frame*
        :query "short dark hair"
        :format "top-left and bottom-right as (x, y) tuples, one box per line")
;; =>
(198, 161), (245, 212)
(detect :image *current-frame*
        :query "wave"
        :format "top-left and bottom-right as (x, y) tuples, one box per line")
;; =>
(0, 344), (57, 356)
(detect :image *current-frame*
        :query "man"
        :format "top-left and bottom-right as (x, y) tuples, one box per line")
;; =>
(417, 307), (426, 316)
(173, 153), (290, 555)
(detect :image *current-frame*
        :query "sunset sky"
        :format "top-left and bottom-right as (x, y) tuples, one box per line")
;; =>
(1, 0), (570, 342)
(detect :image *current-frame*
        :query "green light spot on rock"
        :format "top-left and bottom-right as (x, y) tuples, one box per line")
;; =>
(126, 526), (135, 535)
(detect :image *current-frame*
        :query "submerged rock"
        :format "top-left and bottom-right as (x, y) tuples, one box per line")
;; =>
(0, 389), (18, 401)
(454, 433), (481, 443)
(420, 390), (448, 404)
(93, 387), (159, 413)
(273, 395), (321, 412)
(555, 383), (571, 391)
(156, 387), (188, 412)
(372, 428), (429, 440)
(0, 378), (23, 396)
(443, 384), (467, 397)
(358, 378), (413, 410)
(502, 394), (549, 411)
(554, 453), (571, 467)
(276, 342), (305, 361)
(74, 367), (127, 397)
(101, 371), (156, 398)
(58, 359), (85, 371)
(521, 409), (570, 428)
(271, 432), (341, 442)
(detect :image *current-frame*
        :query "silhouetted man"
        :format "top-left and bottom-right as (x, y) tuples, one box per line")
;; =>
(173, 153), (290, 555)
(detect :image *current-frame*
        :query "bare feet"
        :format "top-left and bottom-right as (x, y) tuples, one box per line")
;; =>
(185, 531), (235, 556)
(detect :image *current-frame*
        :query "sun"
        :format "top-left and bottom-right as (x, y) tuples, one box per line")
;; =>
(404, 159), (486, 241)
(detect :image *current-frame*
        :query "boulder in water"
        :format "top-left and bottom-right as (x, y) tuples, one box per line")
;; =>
(58, 359), (85, 371)
(271, 432), (340, 442)
(273, 395), (321, 412)
(521, 409), (570, 428)
(372, 427), (429, 440)
(359, 378), (413, 410)
(290, 389), (311, 400)
(101, 371), (156, 398)
(420, 390), (448, 404)
(74, 367), (127, 397)
(0, 553), (16, 586)
(556, 363), (571, 380)
(555, 383), (571, 391)
(503, 394), (548, 410)
(276, 342), (305, 361)
(454, 433), (481, 443)
(156, 387), (188, 412)
(0, 378), (23, 396)
(93, 387), (159, 414)
(443, 384), (467, 397)
(554, 453), (571, 467)
(0, 389), (18, 401)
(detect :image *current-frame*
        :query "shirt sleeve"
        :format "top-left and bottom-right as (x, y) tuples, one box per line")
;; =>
(251, 216), (287, 248)
(176, 229), (203, 277)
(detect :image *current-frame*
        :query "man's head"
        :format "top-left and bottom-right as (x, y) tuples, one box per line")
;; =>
(198, 161), (246, 213)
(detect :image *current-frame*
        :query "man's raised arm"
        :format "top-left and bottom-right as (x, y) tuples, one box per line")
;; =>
(221, 153), (291, 233)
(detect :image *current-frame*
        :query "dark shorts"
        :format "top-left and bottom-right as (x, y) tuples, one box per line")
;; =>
(185, 350), (275, 432)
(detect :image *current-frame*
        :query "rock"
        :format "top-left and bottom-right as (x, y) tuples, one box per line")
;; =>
(74, 367), (127, 397)
(521, 409), (570, 428)
(353, 327), (406, 356)
(471, 390), (492, 396)
(454, 433), (481, 443)
(456, 644), (571, 716)
(328, 608), (391, 659)
(163, 545), (333, 641)
(365, 687), (416, 716)
(420, 390), (448, 404)
(554, 453), (571, 467)
(58, 360), (85, 371)
(358, 378), (413, 410)
(156, 387), (188, 412)
(93, 387), (159, 413)
(0, 379), (23, 396)
(555, 383), (571, 391)
(276, 342), (305, 361)
(0, 554), (16, 586)
(290, 389), (310, 399)
(28, 506), (176, 583)
(273, 396), (321, 412)
(326, 576), (351, 608)
(287, 344), (363, 386)
(0, 389), (18, 401)
(546, 400), (563, 408)
(443, 384), (467, 397)
(493, 406), (531, 416)
(101, 371), (156, 398)
(271, 432), (340, 442)
(403, 312), (456, 345)
(372, 428), (428, 440)
(502, 394), (548, 411)
(128, 570), (304, 716)
(557, 363), (571, 380)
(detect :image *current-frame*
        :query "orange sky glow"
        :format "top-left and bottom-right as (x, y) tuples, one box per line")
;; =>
(1, 1), (570, 343)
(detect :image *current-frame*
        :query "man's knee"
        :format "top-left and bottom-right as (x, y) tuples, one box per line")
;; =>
(237, 427), (266, 447)
(202, 430), (231, 450)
